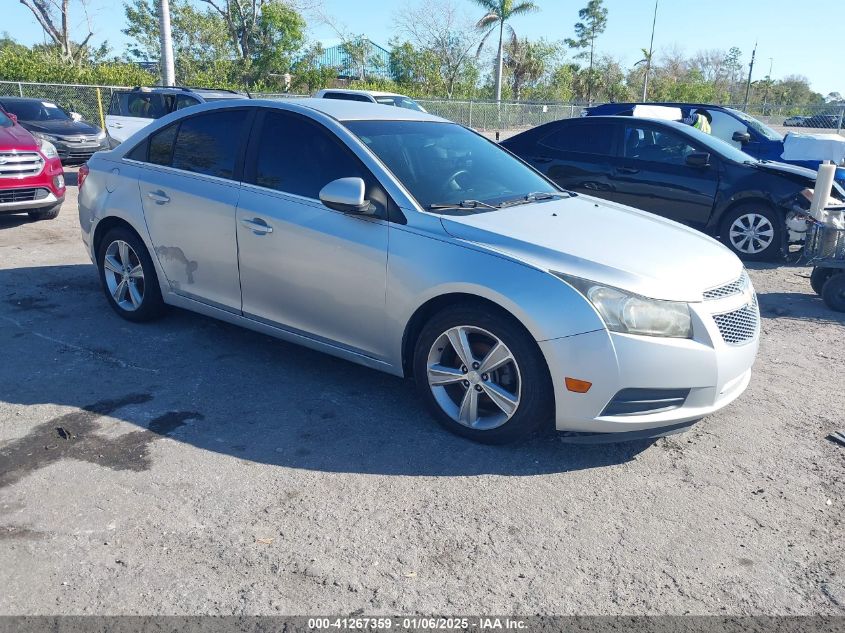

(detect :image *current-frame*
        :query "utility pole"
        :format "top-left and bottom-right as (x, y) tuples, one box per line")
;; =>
(158, 0), (176, 86)
(642, 0), (658, 102)
(762, 57), (773, 111)
(743, 41), (756, 111)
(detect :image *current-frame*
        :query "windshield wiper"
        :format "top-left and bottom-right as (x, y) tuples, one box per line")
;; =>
(428, 199), (500, 211)
(498, 191), (574, 208)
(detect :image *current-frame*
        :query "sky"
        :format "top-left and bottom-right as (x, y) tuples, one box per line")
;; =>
(4, 0), (843, 96)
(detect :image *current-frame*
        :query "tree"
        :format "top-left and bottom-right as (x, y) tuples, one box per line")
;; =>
(394, 0), (478, 98)
(18, 0), (95, 63)
(503, 37), (557, 101)
(472, 0), (538, 103)
(565, 0), (607, 104)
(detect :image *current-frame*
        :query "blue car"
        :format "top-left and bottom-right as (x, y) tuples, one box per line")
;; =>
(583, 102), (845, 185)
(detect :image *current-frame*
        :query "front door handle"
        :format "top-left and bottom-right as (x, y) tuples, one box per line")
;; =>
(240, 217), (273, 235)
(616, 166), (640, 174)
(146, 190), (170, 205)
(111, 123), (123, 129)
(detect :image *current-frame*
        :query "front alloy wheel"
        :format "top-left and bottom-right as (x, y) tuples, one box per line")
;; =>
(426, 325), (521, 431)
(414, 304), (552, 444)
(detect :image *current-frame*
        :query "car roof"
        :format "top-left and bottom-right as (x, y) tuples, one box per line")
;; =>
(277, 98), (445, 122)
(319, 88), (405, 98)
(121, 86), (247, 99)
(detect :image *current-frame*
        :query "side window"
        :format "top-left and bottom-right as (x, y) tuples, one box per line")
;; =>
(108, 92), (123, 115)
(148, 124), (178, 166)
(170, 110), (250, 179)
(539, 123), (614, 156)
(624, 125), (698, 165)
(126, 139), (149, 162)
(175, 95), (200, 111)
(253, 111), (368, 200)
(125, 93), (168, 119)
(706, 110), (748, 149)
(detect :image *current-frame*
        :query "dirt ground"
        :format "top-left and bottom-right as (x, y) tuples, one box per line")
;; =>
(0, 168), (843, 615)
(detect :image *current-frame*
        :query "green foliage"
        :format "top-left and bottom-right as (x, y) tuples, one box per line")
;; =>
(0, 45), (154, 86)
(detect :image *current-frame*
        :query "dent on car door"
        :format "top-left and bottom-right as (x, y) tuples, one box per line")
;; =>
(135, 108), (253, 311)
(236, 110), (389, 359)
(527, 122), (617, 198)
(609, 123), (718, 227)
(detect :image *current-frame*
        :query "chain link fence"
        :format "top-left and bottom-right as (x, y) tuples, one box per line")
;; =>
(1, 80), (842, 138)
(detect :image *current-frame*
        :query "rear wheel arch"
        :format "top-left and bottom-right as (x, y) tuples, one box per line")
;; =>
(93, 216), (144, 260)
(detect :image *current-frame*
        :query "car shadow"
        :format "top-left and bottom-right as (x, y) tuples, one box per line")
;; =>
(756, 290), (845, 324)
(0, 214), (35, 230)
(0, 264), (652, 481)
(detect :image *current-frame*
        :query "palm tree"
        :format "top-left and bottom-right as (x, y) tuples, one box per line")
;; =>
(473, 0), (539, 103)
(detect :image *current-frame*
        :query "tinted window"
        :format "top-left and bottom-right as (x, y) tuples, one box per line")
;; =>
(1, 100), (70, 121)
(346, 120), (556, 210)
(148, 124), (177, 166)
(113, 93), (170, 119)
(253, 111), (366, 198)
(175, 95), (200, 111)
(623, 125), (697, 165)
(126, 139), (149, 162)
(540, 123), (614, 155)
(323, 92), (372, 102)
(171, 110), (250, 179)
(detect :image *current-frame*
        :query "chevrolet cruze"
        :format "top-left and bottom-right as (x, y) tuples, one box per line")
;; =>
(78, 99), (760, 443)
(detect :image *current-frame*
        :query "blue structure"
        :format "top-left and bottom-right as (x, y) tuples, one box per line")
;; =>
(315, 39), (391, 80)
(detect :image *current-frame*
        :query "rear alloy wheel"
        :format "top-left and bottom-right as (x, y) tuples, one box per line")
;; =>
(821, 272), (845, 312)
(414, 305), (552, 444)
(97, 227), (165, 322)
(721, 204), (783, 261)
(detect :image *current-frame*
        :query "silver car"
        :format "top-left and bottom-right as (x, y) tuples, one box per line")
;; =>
(78, 99), (759, 443)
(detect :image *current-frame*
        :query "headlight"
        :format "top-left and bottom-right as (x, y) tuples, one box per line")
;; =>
(37, 138), (58, 159)
(555, 273), (692, 338)
(96, 130), (107, 141)
(32, 131), (58, 142)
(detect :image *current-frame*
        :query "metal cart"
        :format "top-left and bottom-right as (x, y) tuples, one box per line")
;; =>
(803, 216), (845, 312)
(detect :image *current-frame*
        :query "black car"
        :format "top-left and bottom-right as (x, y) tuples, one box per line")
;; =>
(0, 96), (109, 164)
(501, 116), (845, 260)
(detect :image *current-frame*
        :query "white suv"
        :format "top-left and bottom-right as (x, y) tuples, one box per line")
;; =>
(314, 89), (426, 112)
(105, 86), (248, 145)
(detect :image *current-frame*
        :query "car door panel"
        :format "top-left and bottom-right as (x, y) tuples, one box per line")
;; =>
(236, 188), (388, 357)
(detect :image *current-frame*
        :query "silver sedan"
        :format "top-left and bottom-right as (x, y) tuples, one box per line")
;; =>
(78, 99), (759, 443)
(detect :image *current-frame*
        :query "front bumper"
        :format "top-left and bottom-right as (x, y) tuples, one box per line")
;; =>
(53, 139), (109, 164)
(539, 290), (759, 434)
(0, 189), (63, 214)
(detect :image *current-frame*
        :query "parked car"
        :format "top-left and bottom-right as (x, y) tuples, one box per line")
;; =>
(79, 99), (759, 444)
(0, 96), (108, 164)
(314, 88), (427, 112)
(799, 113), (842, 129)
(105, 86), (248, 144)
(582, 102), (845, 184)
(501, 116), (845, 260)
(783, 115), (808, 127)
(0, 108), (65, 221)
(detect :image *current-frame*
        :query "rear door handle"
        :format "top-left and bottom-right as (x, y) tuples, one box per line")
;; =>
(146, 190), (170, 204)
(532, 157), (553, 164)
(112, 123), (123, 128)
(240, 217), (273, 235)
(616, 167), (640, 174)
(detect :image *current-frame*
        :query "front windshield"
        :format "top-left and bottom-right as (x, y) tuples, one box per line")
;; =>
(374, 96), (425, 112)
(344, 120), (557, 210)
(726, 107), (783, 141)
(3, 100), (70, 122)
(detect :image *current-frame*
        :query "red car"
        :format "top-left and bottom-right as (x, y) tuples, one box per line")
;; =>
(0, 108), (65, 221)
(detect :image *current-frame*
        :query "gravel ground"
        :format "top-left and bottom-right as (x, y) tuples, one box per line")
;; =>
(0, 169), (843, 616)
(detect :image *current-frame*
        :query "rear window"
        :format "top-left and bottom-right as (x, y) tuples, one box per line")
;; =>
(539, 123), (615, 156)
(322, 92), (373, 102)
(109, 92), (171, 119)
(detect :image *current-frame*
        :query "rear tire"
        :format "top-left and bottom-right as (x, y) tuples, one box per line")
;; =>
(810, 266), (836, 296)
(27, 204), (61, 221)
(720, 203), (783, 261)
(821, 272), (845, 312)
(97, 226), (165, 322)
(413, 303), (553, 444)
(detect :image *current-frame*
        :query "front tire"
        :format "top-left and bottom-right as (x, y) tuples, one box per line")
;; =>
(413, 304), (553, 444)
(720, 203), (783, 261)
(97, 226), (165, 322)
(27, 204), (61, 221)
(821, 272), (845, 312)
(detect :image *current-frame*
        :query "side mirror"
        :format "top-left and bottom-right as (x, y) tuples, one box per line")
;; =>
(70, 112), (83, 122)
(686, 152), (711, 168)
(7, 113), (17, 124)
(319, 177), (372, 214)
(732, 131), (751, 144)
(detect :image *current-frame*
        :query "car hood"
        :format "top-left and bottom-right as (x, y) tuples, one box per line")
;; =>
(0, 124), (38, 150)
(20, 119), (102, 136)
(439, 195), (743, 302)
(752, 160), (817, 183)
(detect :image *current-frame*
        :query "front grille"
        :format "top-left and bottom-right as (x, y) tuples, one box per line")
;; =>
(58, 148), (97, 161)
(601, 388), (691, 416)
(0, 152), (45, 178)
(704, 270), (750, 300)
(713, 296), (759, 345)
(0, 187), (50, 203)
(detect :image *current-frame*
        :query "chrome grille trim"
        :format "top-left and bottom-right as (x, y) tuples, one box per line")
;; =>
(713, 295), (759, 345)
(0, 152), (45, 178)
(703, 270), (750, 300)
(0, 187), (50, 204)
